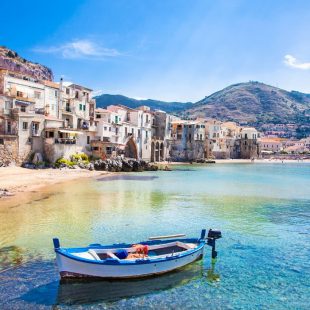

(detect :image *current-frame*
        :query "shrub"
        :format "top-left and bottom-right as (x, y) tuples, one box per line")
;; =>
(55, 157), (75, 167)
(71, 153), (89, 162)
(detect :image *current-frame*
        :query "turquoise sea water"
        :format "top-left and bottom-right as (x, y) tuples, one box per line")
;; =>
(0, 163), (309, 309)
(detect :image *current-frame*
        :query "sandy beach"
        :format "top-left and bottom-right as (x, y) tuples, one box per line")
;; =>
(0, 166), (110, 199)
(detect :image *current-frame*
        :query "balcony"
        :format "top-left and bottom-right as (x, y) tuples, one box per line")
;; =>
(0, 129), (18, 136)
(55, 138), (76, 144)
(32, 131), (40, 137)
(63, 106), (74, 114)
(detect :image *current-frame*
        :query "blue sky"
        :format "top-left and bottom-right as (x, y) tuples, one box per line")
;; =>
(1, 0), (310, 101)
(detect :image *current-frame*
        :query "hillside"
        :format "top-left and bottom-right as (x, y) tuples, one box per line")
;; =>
(183, 82), (310, 130)
(0, 46), (53, 81)
(95, 94), (193, 113)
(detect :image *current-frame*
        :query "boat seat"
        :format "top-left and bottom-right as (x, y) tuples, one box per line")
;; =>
(107, 252), (120, 260)
(176, 241), (197, 250)
(88, 249), (101, 260)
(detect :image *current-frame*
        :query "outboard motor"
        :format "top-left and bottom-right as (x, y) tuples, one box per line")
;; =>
(208, 229), (222, 240)
(205, 229), (222, 259)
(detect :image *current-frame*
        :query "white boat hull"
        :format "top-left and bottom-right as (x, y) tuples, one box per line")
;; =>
(56, 248), (204, 279)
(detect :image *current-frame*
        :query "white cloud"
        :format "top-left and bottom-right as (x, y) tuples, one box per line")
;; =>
(284, 54), (310, 70)
(92, 89), (104, 97)
(34, 39), (120, 59)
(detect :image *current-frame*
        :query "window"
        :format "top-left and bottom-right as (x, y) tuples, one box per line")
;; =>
(0, 138), (4, 145)
(189, 133), (192, 141)
(125, 127), (128, 136)
(7, 121), (11, 133)
(34, 91), (41, 99)
(16, 91), (23, 97)
(5, 101), (12, 110)
(46, 131), (54, 138)
(55, 90), (58, 97)
(20, 106), (26, 112)
(92, 146), (99, 151)
(96, 114), (101, 119)
(66, 88), (70, 95)
(245, 133), (248, 139)
(22, 122), (28, 130)
(200, 134), (202, 140)
(109, 127), (111, 132)
(104, 126), (107, 131)
(87, 136), (90, 144)
(75, 91), (79, 99)
(132, 128), (134, 135)
(83, 105), (86, 111)
(79, 104), (82, 111)
(138, 129), (141, 138)
(146, 131), (148, 138)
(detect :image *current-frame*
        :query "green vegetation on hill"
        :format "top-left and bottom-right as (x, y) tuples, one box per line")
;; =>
(182, 81), (310, 137)
(95, 94), (193, 113)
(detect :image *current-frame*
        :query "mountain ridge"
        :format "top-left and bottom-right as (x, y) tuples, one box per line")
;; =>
(95, 93), (193, 113)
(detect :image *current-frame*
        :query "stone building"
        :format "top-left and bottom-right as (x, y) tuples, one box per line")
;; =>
(170, 120), (206, 161)
(151, 110), (179, 161)
(43, 82), (96, 162)
(0, 70), (47, 164)
(238, 127), (260, 159)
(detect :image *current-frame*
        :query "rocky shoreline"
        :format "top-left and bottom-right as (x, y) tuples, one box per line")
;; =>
(21, 157), (158, 172)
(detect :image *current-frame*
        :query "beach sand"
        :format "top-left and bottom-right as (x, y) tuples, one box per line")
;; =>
(0, 166), (110, 199)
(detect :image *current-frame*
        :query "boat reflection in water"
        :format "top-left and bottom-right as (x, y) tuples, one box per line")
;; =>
(20, 260), (220, 306)
(56, 261), (207, 305)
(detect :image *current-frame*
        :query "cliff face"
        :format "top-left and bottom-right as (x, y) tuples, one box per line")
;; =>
(0, 46), (53, 81)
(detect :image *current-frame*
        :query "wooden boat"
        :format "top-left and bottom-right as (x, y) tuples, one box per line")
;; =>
(53, 229), (222, 279)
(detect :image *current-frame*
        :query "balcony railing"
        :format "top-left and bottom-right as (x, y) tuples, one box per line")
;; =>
(32, 131), (40, 137)
(55, 138), (76, 144)
(0, 129), (18, 136)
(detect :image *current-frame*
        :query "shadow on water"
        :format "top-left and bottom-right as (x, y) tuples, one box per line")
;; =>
(97, 175), (159, 182)
(19, 261), (220, 306)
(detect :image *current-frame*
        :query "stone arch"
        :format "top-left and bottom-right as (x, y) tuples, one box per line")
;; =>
(155, 141), (160, 162)
(160, 142), (164, 161)
(151, 141), (155, 162)
(124, 137), (138, 159)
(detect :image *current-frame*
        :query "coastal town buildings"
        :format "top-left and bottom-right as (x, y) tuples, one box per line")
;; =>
(91, 105), (154, 161)
(4, 66), (308, 166)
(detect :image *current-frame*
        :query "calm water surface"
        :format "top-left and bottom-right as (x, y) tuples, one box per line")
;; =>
(0, 163), (309, 309)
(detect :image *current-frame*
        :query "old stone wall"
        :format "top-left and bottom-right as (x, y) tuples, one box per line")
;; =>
(0, 136), (19, 164)
(240, 139), (260, 159)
